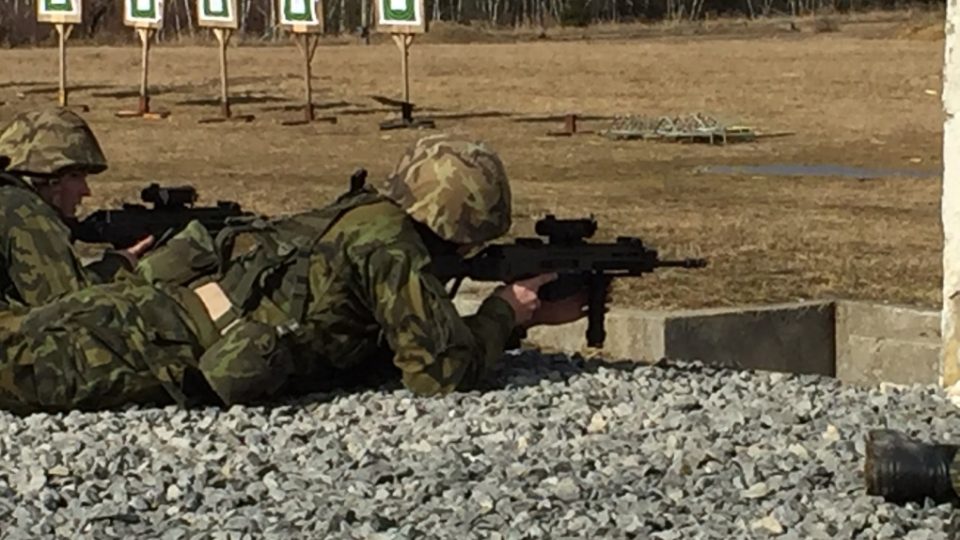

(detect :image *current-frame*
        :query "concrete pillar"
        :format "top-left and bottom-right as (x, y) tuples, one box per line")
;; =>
(942, 0), (960, 387)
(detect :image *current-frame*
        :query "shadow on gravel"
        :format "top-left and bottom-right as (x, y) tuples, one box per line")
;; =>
(245, 352), (694, 410)
(475, 350), (657, 392)
(5, 354), (756, 418)
(215, 351), (627, 410)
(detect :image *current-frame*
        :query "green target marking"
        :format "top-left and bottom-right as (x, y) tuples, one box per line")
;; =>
(38, 0), (82, 22)
(383, 0), (415, 21)
(283, 0), (316, 22)
(130, 0), (158, 19)
(203, 0), (229, 18)
(43, 0), (75, 13)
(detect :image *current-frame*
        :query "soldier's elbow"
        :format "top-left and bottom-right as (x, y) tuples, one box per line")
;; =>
(402, 373), (455, 398)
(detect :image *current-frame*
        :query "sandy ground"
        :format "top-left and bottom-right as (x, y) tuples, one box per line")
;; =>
(0, 14), (947, 310)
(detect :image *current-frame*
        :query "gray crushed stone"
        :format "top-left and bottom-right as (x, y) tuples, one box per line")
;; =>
(1, 351), (959, 539)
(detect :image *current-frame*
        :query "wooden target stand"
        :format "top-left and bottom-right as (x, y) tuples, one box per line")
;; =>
(36, 1), (88, 111)
(281, 32), (337, 127)
(52, 24), (89, 111)
(276, 0), (336, 128)
(374, 0), (434, 131)
(374, 0), (436, 130)
(197, 28), (254, 123)
(115, 27), (170, 120)
(378, 33), (433, 130)
(196, 0), (254, 124)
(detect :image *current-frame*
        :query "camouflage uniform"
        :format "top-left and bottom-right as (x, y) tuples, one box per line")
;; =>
(0, 108), (132, 309)
(0, 135), (520, 414)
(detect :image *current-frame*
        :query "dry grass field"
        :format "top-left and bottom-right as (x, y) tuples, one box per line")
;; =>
(0, 13), (947, 310)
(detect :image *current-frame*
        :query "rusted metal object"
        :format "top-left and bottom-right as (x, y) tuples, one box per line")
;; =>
(547, 113), (594, 137)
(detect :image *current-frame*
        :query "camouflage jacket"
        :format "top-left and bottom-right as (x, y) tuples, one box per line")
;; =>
(0, 172), (131, 308)
(141, 187), (519, 403)
(0, 187), (520, 414)
(273, 196), (517, 398)
(233, 194), (515, 399)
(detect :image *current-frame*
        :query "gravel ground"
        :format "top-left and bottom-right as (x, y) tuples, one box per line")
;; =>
(1, 351), (959, 540)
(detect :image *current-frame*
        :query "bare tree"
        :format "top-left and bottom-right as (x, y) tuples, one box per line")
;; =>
(0, 0), (942, 44)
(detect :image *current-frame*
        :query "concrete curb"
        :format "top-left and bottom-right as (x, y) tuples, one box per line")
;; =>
(454, 296), (941, 387)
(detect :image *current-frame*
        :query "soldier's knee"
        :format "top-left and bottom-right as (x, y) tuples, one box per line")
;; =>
(198, 319), (294, 406)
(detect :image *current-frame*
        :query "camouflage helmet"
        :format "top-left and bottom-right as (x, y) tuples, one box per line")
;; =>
(384, 134), (512, 245)
(0, 107), (108, 177)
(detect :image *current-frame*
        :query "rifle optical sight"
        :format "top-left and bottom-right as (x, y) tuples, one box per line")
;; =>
(140, 183), (199, 208)
(535, 214), (597, 242)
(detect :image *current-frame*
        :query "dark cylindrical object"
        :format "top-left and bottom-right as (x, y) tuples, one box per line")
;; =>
(865, 429), (960, 504)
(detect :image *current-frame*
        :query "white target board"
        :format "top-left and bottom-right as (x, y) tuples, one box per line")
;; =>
(124, 0), (164, 29)
(278, 0), (324, 33)
(37, 0), (82, 25)
(375, 0), (427, 33)
(198, 0), (239, 28)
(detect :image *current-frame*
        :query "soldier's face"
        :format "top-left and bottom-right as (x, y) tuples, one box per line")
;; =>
(40, 172), (92, 218)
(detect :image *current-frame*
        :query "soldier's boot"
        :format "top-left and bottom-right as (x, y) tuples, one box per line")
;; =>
(864, 429), (960, 504)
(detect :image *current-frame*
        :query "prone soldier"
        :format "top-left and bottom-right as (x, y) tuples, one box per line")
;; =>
(0, 134), (588, 414)
(0, 107), (153, 310)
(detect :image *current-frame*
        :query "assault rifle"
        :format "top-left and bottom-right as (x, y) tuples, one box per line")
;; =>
(431, 215), (707, 348)
(69, 183), (257, 250)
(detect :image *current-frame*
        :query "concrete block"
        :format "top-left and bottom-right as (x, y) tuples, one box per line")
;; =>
(661, 301), (835, 376)
(845, 336), (940, 386)
(835, 301), (940, 386)
(837, 301), (940, 342)
(455, 296), (835, 376)
(459, 292), (947, 386)
(454, 296), (664, 360)
(525, 308), (666, 361)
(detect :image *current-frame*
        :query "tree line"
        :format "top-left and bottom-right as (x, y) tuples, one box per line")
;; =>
(0, 0), (942, 45)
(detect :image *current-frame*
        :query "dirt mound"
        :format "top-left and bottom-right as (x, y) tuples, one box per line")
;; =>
(416, 21), (524, 44)
(894, 22), (943, 41)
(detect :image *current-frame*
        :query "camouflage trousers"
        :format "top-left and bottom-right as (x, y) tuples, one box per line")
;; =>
(0, 277), (300, 415)
(0, 280), (218, 415)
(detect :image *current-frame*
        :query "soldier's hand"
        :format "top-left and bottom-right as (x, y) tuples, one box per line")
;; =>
(119, 235), (155, 265)
(494, 273), (558, 327)
(527, 288), (590, 327)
